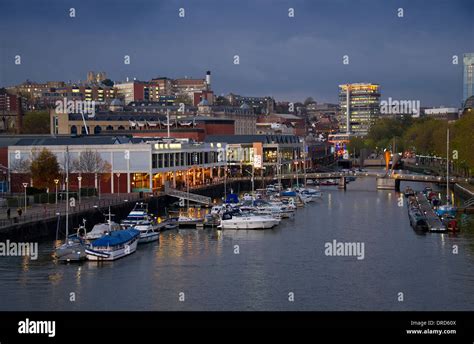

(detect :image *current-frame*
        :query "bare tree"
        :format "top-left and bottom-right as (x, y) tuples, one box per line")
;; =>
(73, 150), (111, 189)
(10, 157), (31, 173)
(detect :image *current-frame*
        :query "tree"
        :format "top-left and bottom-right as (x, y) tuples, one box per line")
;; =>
(452, 113), (474, 175)
(347, 137), (367, 157)
(214, 96), (230, 106)
(30, 148), (60, 190)
(73, 150), (111, 187)
(101, 79), (114, 87)
(304, 97), (315, 106)
(10, 157), (31, 173)
(21, 112), (50, 134)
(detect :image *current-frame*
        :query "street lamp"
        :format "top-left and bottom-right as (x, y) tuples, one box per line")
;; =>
(54, 179), (59, 205)
(22, 182), (28, 214)
(116, 173), (121, 196)
(77, 175), (82, 203)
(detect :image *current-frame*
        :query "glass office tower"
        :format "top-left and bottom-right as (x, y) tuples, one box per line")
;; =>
(338, 83), (380, 136)
(463, 53), (474, 106)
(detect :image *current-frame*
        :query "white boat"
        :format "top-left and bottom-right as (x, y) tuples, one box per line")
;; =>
(85, 229), (140, 261)
(121, 202), (155, 228)
(219, 211), (279, 230)
(177, 216), (202, 227)
(55, 224), (88, 262)
(296, 187), (323, 199)
(134, 220), (160, 244)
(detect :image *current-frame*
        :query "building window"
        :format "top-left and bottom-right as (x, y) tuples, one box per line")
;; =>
(94, 126), (102, 134)
(118, 126), (125, 130)
(70, 125), (77, 135)
(158, 153), (163, 168)
(106, 125), (113, 131)
(152, 154), (157, 169)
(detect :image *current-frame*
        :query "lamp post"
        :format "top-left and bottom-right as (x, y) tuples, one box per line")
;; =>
(77, 175), (82, 204)
(116, 173), (121, 196)
(22, 182), (28, 213)
(54, 179), (59, 205)
(294, 161), (299, 187)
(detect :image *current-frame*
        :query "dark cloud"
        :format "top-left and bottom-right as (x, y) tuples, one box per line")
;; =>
(0, 0), (472, 106)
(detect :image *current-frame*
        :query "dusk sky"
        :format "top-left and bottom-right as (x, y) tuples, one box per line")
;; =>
(1, 0), (473, 106)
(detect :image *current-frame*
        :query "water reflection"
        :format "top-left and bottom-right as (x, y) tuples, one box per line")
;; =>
(0, 177), (473, 311)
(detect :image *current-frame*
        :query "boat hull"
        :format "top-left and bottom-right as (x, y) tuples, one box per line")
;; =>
(220, 218), (279, 230)
(138, 232), (160, 244)
(55, 242), (87, 262)
(86, 239), (138, 261)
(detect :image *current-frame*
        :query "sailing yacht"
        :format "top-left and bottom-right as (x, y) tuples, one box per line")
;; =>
(436, 128), (457, 220)
(54, 146), (87, 262)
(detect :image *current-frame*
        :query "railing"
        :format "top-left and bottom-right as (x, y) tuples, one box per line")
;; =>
(0, 193), (142, 229)
(164, 184), (211, 205)
(465, 197), (474, 207)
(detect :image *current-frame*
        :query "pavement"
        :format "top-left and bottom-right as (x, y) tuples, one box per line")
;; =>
(0, 193), (141, 227)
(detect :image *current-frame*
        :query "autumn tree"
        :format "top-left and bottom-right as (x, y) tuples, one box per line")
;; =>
(30, 148), (60, 190)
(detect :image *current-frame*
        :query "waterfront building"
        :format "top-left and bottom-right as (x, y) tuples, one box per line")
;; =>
(8, 136), (227, 194)
(463, 53), (474, 105)
(338, 83), (380, 136)
(205, 134), (307, 177)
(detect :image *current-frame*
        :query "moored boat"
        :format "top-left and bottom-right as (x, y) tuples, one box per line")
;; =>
(85, 229), (140, 261)
(218, 211), (279, 230)
(55, 225), (88, 262)
(134, 220), (160, 244)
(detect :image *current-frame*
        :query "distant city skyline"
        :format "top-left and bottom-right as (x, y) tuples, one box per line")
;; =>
(1, 0), (473, 106)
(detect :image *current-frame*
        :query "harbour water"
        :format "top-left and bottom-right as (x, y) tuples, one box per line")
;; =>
(1, 177), (474, 311)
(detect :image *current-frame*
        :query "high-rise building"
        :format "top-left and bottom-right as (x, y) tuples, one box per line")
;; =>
(463, 53), (474, 106)
(338, 83), (380, 136)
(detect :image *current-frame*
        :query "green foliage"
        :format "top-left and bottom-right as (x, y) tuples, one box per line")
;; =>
(21, 112), (50, 134)
(214, 96), (230, 106)
(451, 114), (474, 173)
(349, 114), (474, 173)
(347, 136), (367, 156)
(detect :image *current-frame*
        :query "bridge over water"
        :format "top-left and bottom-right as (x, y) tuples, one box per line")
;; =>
(276, 171), (474, 191)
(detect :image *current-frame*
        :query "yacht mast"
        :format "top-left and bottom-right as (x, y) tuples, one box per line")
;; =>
(446, 128), (450, 205)
(65, 146), (69, 238)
